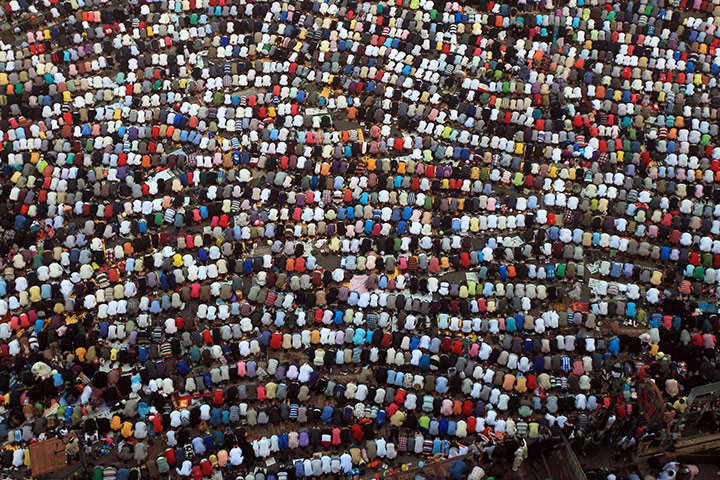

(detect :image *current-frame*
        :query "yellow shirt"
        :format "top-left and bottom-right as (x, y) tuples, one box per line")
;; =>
(121, 421), (134, 438)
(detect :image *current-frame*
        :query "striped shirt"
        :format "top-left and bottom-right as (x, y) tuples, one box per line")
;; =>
(152, 327), (164, 343)
(578, 413), (589, 430)
(407, 257), (418, 271)
(264, 291), (277, 307)
(354, 161), (367, 175)
(96, 272), (109, 288)
(366, 313), (378, 329)
(561, 356), (571, 372)
(423, 439), (433, 455)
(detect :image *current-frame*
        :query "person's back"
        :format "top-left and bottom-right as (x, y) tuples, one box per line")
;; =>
(658, 461), (680, 480)
(678, 465), (699, 480)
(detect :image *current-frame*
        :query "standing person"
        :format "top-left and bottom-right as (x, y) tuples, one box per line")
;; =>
(65, 436), (80, 464)
(511, 440), (527, 472)
(614, 431), (636, 462)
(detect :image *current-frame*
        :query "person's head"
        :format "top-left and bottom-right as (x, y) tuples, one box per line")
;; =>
(677, 466), (694, 480)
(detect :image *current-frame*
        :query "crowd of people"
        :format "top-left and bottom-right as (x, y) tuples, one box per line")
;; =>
(1, 0), (720, 479)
